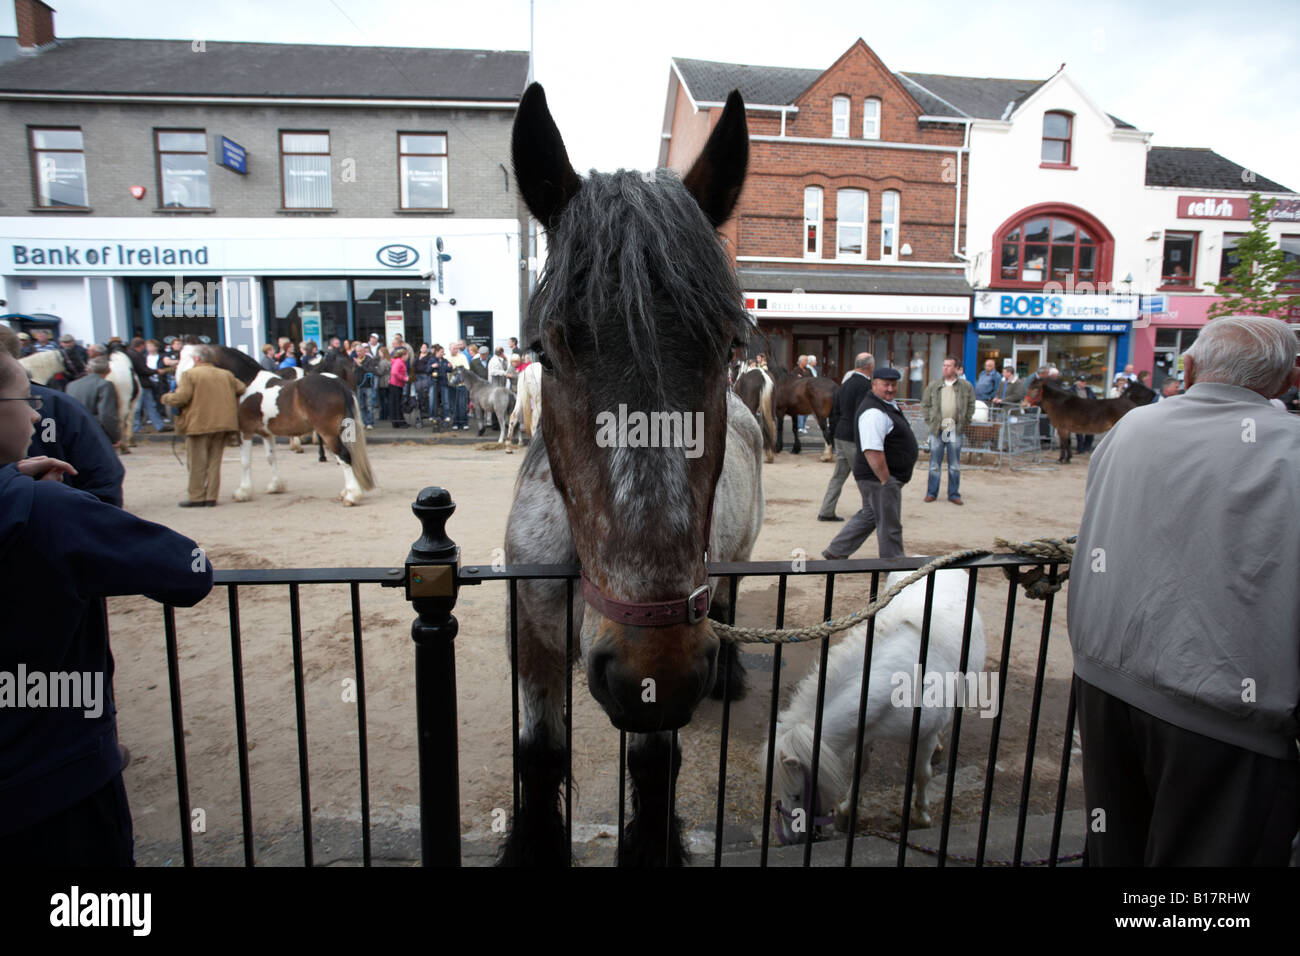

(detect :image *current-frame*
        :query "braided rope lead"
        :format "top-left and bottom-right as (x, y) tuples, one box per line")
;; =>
(711, 536), (1076, 645)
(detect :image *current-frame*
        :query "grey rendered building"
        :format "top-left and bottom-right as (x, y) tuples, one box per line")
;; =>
(0, 0), (530, 354)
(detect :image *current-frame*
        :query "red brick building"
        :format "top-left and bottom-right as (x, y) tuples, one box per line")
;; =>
(660, 39), (976, 395)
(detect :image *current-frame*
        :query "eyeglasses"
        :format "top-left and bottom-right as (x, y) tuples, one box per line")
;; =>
(0, 396), (42, 410)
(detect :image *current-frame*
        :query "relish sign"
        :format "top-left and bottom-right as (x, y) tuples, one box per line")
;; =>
(1178, 196), (1300, 222)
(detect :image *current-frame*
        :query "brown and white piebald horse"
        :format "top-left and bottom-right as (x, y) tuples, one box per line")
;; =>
(176, 345), (375, 505)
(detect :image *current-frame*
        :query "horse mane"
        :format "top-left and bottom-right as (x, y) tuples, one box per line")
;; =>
(530, 169), (753, 404)
(215, 345), (264, 382)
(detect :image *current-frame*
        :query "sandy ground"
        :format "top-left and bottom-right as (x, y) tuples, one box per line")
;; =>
(103, 436), (1088, 865)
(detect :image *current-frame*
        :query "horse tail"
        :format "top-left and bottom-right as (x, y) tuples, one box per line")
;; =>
(343, 391), (376, 490)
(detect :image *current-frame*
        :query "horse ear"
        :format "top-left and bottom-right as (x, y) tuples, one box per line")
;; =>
(512, 83), (581, 229)
(682, 89), (749, 228)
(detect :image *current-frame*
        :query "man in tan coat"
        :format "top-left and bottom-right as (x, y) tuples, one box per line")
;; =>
(161, 347), (245, 506)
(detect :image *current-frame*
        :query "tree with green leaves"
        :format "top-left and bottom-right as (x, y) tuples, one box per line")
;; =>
(1204, 193), (1300, 320)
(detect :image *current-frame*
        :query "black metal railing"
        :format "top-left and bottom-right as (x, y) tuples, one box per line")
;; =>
(145, 486), (1080, 867)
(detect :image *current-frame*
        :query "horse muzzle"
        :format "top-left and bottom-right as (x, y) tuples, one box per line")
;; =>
(586, 617), (718, 733)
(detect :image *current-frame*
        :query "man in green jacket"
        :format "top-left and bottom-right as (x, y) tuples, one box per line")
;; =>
(920, 356), (974, 505)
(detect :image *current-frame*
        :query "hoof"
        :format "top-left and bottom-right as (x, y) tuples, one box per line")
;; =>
(266, 479), (286, 494)
(341, 496), (357, 507)
(119, 446), (131, 455)
(764, 450), (774, 464)
(819, 452), (833, 463)
(233, 487), (252, 502)
(911, 808), (933, 829)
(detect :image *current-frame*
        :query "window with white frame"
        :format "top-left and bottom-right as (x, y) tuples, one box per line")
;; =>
(398, 133), (448, 209)
(831, 96), (849, 138)
(836, 189), (867, 259)
(30, 127), (88, 207)
(881, 190), (900, 259)
(863, 98), (881, 139)
(280, 131), (332, 209)
(804, 186), (823, 257)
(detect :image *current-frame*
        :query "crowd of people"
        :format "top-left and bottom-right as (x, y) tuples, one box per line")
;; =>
(257, 333), (526, 431)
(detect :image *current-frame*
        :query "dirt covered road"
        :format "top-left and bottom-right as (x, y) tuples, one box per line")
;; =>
(103, 438), (1088, 864)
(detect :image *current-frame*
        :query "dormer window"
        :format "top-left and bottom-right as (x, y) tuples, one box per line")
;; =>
(1041, 111), (1073, 165)
(863, 98), (881, 139)
(832, 96), (850, 138)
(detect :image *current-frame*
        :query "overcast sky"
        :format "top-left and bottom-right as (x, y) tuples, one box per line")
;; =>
(6, 0), (1298, 189)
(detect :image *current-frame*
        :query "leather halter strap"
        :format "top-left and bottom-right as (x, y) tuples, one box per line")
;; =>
(581, 574), (711, 627)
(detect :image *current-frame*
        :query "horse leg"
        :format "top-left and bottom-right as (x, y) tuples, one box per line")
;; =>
(264, 434), (286, 493)
(1060, 429), (1072, 464)
(773, 406), (784, 454)
(317, 432), (326, 463)
(708, 578), (747, 701)
(817, 409), (833, 463)
(290, 435), (303, 454)
(234, 437), (255, 501)
(499, 446), (575, 867)
(621, 731), (688, 867)
(911, 730), (939, 828)
(324, 429), (363, 506)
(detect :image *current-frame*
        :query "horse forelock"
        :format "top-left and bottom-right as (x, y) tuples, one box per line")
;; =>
(532, 169), (753, 404)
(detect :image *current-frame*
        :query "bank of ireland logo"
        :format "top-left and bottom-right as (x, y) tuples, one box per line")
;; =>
(376, 244), (420, 268)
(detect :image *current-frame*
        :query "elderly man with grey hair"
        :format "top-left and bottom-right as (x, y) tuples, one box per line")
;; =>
(66, 356), (121, 446)
(1069, 315), (1300, 866)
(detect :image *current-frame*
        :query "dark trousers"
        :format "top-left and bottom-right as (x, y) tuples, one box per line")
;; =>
(0, 773), (134, 866)
(1074, 676), (1299, 866)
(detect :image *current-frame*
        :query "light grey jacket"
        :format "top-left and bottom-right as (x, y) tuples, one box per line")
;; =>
(1068, 383), (1300, 759)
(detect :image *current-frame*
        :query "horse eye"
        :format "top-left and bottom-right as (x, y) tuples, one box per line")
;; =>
(530, 339), (553, 372)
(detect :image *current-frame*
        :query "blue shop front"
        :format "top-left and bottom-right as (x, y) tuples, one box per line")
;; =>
(963, 290), (1135, 384)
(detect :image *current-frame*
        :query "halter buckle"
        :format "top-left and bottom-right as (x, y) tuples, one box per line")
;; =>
(686, 584), (712, 625)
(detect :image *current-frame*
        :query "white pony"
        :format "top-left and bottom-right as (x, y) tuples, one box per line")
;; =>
(507, 360), (543, 443)
(106, 352), (140, 451)
(761, 568), (986, 842)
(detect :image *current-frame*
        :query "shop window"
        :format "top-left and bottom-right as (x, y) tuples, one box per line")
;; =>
(863, 98), (881, 139)
(881, 190), (900, 260)
(269, 279), (348, 347)
(30, 127), (88, 207)
(353, 279), (431, 347)
(280, 131), (332, 209)
(398, 133), (448, 209)
(997, 210), (1102, 286)
(1219, 232), (1246, 282)
(1160, 232), (1198, 288)
(1041, 111), (1073, 166)
(156, 130), (210, 208)
(1281, 235), (1300, 291)
(831, 96), (850, 138)
(836, 188), (867, 259)
(1153, 327), (1198, 388)
(804, 186), (823, 258)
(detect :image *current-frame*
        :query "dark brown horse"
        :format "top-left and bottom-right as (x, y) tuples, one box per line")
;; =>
(1025, 377), (1156, 463)
(770, 366), (837, 460)
(732, 364), (776, 463)
(499, 83), (763, 865)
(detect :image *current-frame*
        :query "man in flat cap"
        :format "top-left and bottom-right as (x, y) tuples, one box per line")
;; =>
(823, 366), (918, 560)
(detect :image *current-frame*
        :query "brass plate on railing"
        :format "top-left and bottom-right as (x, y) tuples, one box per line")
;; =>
(409, 564), (454, 597)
